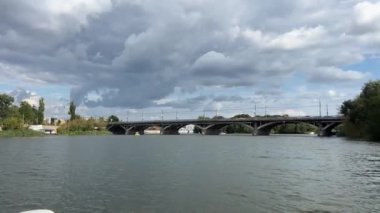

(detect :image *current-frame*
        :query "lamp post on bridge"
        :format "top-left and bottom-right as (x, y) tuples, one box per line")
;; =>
(142, 112), (144, 121)
(265, 104), (267, 116)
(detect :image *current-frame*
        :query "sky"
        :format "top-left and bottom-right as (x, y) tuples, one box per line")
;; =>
(0, 0), (379, 120)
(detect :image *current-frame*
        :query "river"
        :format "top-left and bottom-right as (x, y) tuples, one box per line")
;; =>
(0, 135), (379, 212)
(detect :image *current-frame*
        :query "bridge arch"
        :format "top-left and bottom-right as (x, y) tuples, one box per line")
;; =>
(222, 123), (254, 134)
(161, 124), (205, 135)
(256, 121), (319, 136)
(320, 122), (342, 136)
(107, 124), (127, 135)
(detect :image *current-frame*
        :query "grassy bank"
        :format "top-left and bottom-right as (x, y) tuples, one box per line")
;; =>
(57, 130), (111, 136)
(0, 129), (111, 137)
(0, 129), (45, 137)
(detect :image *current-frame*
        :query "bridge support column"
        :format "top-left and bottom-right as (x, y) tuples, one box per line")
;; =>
(126, 128), (145, 135)
(255, 128), (271, 136)
(161, 129), (180, 135)
(125, 126), (134, 135)
(318, 130), (331, 137)
(317, 123), (334, 137)
(202, 128), (222, 135)
(252, 122), (258, 136)
(160, 125), (180, 135)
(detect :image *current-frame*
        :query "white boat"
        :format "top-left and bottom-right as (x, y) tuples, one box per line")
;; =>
(21, 210), (54, 213)
(135, 132), (140, 136)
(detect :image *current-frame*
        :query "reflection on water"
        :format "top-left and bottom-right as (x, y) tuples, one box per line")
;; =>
(0, 135), (379, 212)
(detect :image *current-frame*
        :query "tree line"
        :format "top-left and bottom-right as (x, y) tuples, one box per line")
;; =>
(340, 80), (380, 141)
(0, 94), (44, 130)
(0, 94), (119, 135)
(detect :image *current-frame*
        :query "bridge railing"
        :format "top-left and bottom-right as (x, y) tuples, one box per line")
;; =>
(109, 115), (343, 125)
(113, 102), (344, 122)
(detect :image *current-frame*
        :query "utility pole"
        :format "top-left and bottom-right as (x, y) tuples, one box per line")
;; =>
(319, 99), (322, 117)
(264, 97), (267, 116)
(254, 104), (257, 117)
(126, 111), (129, 122)
(203, 110), (206, 119)
(176, 111), (178, 120)
(216, 108), (218, 117)
(142, 112), (144, 121)
(265, 104), (267, 116)
(161, 110), (164, 121)
(326, 104), (329, 116)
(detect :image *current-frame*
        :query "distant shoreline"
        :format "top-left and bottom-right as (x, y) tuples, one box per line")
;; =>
(0, 130), (111, 137)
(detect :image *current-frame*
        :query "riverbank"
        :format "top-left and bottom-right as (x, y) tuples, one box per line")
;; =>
(0, 129), (45, 137)
(57, 130), (111, 136)
(0, 130), (111, 137)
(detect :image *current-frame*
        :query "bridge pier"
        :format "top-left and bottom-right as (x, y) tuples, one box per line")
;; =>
(318, 130), (332, 137)
(202, 128), (222, 135)
(253, 128), (271, 136)
(200, 124), (226, 135)
(160, 125), (180, 135)
(318, 126), (335, 137)
(317, 122), (339, 137)
(126, 129), (145, 135)
(124, 126), (146, 135)
(161, 129), (180, 135)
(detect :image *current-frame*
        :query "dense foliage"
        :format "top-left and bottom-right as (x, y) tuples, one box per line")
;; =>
(107, 115), (120, 122)
(0, 94), (14, 120)
(0, 94), (111, 136)
(340, 80), (380, 141)
(57, 117), (109, 135)
(0, 93), (45, 131)
(272, 123), (317, 134)
(0, 129), (45, 137)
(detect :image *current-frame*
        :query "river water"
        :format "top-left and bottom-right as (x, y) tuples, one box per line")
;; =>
(0, 135), (379, 212)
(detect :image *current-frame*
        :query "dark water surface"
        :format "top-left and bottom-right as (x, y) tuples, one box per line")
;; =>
(0, 135), (379, 212)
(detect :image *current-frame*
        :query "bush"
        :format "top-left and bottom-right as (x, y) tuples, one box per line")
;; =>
(57, 118), (107, 134)
(2, 117), (23, 130)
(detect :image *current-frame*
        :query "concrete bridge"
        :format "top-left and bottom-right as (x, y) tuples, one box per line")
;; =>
(107, 116), (343, 136)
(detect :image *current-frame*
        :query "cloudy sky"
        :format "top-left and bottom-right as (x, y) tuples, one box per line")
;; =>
(0, 0), (379, 120)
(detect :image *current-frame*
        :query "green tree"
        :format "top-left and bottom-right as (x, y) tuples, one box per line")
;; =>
(212, 115), (225, 119)
(340, 80), (380, 141)
(232, 114), (251, 119)
(19, 101), (36, 124)
(37, 98), (45, 124)
(7, 105), (21, 118)
(107, 115), (119, 122)
(0, 94), (14, 119)
(2, 117), (23, 130)
(68, 101), (77, 121)
(197, 115), (210, 120)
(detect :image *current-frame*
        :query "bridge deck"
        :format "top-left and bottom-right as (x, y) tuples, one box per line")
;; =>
(108, 116), (343, 126)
